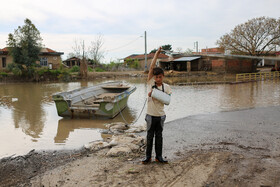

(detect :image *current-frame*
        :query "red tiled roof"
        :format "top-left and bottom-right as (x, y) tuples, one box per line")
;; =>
(45, 48), (56, 53)
(0, 47), (63, 55)
(40, 48), (64, 55)
(1, 47), (58, 53)
(0, 47), (8, 52)
(125, 53), (169, 60)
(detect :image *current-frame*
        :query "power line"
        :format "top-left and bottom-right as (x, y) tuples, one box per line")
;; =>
(106, 36), (142, 52)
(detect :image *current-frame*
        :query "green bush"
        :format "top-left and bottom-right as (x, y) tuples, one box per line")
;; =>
(70, 65), (80, 72)
(36, 68), (48, 76)
(0, 72), (8, 77)
(104, 61), (123, 71)
(49, 69), (61, 76)
(25, 66), (36, 77)
(58, 69), (71, 81)
(88, 66), (93, 72)
(94, 67), (105, 72)
(125, 59), (140, 69)
(131, 61), (139, 69)
(7, 63), (18, 72)
(12, 66), (23, 76)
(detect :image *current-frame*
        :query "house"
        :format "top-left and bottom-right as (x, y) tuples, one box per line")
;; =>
(124, 53), (169, 69)
(159, 54), (260, 73)
(159, 56), (203, 72)
(63, 57), (82, 67)
(0, 47), (64, 70)
(208, 55), (257, 73)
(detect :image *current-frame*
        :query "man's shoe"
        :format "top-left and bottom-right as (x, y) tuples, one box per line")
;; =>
(142, 157), (152, 164)
(155, 156), (168, 163)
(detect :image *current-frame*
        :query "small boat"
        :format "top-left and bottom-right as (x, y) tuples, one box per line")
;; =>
(52, 81), (136, 118)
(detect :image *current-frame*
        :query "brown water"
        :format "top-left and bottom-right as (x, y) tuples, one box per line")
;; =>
(0, 78), (280, 158)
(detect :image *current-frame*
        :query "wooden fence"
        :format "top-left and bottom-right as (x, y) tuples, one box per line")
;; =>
(236, 71), (280, 82)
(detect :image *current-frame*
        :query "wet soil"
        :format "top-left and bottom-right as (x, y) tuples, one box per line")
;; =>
(3, 147), (278, 187)
(0, 148), (89, 187)
(1, 146), (280, 187)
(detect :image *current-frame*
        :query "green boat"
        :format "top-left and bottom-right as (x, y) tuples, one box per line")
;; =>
(52, 81), (136, 118)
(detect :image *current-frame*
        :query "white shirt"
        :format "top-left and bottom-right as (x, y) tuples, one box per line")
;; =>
(146, 78), (171, 117)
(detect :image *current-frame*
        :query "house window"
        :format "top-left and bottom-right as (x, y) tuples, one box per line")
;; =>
(40, 57), (48, 66)
(2, 57), (6, 68)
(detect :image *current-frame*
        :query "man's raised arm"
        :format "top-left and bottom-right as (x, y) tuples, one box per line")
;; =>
(147, 47), (162, 81)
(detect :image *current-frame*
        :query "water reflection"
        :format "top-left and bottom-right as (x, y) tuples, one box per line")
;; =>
(55, 107), (136, 143)
(218, 79), (280, 110)
(0, 83), (69, 139)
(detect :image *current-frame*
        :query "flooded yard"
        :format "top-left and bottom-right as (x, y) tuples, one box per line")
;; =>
(0, 78), (280, 158)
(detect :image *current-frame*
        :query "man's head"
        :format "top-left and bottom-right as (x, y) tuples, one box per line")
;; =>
(153, 67), (164, 85)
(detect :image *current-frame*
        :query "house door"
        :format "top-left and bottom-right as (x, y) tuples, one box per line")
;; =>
(2, 57), (6, 68)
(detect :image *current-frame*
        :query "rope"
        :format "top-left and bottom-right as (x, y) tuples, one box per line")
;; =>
(117, 98), (147, 125)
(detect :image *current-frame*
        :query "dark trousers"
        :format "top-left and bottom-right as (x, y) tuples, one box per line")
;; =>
(146, 116), (163, 158)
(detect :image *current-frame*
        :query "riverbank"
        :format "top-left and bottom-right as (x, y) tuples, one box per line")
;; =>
(1, 105), (280, 186)
(0, 70), (235, 83)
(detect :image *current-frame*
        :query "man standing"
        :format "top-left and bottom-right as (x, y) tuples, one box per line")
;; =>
(142, 47), (171, 164)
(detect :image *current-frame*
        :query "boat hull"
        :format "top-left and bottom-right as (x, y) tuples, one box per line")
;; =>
(53, 82), (136, 118)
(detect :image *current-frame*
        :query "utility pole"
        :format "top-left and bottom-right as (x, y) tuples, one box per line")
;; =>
(81, 40), (87, 78)
(144, 31), (148, 72)
(194, 41), (198, 54)
(82, 40), (85, 59)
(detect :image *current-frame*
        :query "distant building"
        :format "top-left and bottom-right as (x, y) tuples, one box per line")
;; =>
(63, 57), (82, 67)
(193, 47), (225, 55)
(124, 53), (169, 69)
(0, 47), (64, 70)
(159, 54), (260, 73)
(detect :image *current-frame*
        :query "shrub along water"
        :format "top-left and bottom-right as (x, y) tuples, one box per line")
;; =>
(70, 65), (80, 72)
(2, 64), (72, 82)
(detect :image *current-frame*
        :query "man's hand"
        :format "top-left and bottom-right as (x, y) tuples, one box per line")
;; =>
(155, 47), (162, 55)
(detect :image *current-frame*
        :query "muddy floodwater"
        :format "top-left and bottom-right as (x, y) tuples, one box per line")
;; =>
(0, 78), (280, 158)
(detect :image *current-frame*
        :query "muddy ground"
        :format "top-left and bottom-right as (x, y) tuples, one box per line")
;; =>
(1, 106), (280, 187)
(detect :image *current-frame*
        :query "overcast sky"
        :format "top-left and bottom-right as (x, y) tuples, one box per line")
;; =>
(0, 0), (279, 62)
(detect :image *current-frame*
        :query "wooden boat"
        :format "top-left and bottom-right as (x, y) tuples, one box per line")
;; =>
(52, 81), (136, 118)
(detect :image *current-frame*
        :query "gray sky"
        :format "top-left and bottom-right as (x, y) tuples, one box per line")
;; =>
(0, 0), (279, 62)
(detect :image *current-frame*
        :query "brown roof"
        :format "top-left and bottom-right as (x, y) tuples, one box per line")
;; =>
(124, 53), (169, 60)
(0, 47), (8, 52)
(40, 48), (57, 53)
(63, 57), (82, 62)
(40, 48), (64, 55)
(0, 47), (9, 55)
(0, 47), (63, 55)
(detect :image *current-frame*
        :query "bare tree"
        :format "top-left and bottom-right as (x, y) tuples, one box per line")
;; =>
(176, 47), (183, 53)
(68, 39), (88, 77)
(183, 48), (193, 55)
(217, 17), (280, 56)
(70, 39), (87, 58)
(88, 35), (105, 64)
